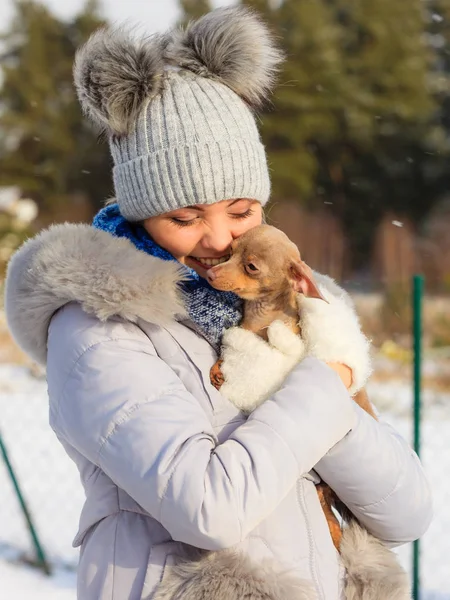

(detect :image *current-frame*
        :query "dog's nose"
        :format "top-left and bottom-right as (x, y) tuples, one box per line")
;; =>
(206, 268), (218, 283)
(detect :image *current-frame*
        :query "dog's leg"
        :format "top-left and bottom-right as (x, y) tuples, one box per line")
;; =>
(353, 387), (378, 420)
(210, 359), (224, 390)
(316, 392), (376, 554)
(317, 483), (342, 551)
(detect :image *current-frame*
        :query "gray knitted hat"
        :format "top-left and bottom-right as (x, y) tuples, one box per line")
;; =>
(73, 7), (283, 221)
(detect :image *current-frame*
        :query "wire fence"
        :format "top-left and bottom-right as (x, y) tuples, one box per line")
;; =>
(0, 291), (449, 598)
(0, 363), (84, 569)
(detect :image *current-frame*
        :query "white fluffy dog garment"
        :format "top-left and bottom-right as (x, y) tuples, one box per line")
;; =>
(218, 271), (372, 412)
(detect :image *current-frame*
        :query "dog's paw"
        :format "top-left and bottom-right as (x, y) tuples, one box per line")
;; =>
(210, 359), (224, 390)
(221, 326), (269, 354)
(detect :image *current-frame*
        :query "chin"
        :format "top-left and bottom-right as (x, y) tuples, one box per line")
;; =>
(234, 291), (257, 300)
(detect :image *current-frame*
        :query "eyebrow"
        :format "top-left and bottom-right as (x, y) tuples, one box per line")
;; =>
(182, 198), (248, 212)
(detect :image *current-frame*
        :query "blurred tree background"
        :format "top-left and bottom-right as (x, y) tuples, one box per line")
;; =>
(0, 0), (111, 227)
(1, 0), (450, 291)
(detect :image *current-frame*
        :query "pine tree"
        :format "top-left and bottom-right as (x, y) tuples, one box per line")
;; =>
(176, 0), (448, 269)
(0, 0), (110, 220)
(242, 0), (442, 267)
(329, 0), (444, 264)
(255, 0), (348, 200)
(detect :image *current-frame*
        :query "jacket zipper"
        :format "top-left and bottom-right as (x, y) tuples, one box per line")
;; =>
(297, 479), (324, 600)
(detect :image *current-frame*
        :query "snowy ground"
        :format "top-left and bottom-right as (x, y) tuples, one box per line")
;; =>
(0, 361), (449, 599)
(0, 559), (76, 600)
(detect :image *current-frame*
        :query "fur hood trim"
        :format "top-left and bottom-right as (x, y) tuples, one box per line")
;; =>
(4, 223), (187, 365)
(341, 521), (411, 600)
(152, 549), (316, 600)
(151, 523), (411, 600)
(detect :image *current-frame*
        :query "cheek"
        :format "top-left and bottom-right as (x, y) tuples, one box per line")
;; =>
(233, 207), (263, 235)
(163, 231), (197, 258)
(210, 266), (263, 297)
(210, 269), (247, 291)
(238, 285), (266, 300)
(144, 222), (199, 259)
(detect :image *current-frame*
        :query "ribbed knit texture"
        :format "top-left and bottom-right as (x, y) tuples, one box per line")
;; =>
(93, 204), (243, 351)
(110, 70), (271, 221)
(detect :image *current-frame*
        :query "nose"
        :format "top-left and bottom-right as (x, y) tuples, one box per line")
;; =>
(206, 267), (218, 283)
(206, 265), (222, 283)
(201, 220), (234, 255)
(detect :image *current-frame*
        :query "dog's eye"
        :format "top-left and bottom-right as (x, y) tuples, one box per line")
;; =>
(246, 263), (259, 274)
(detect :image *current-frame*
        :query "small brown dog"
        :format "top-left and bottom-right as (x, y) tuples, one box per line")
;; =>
(206, 224), (376, 550)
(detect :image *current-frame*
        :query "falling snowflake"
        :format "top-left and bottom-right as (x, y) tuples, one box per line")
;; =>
(392, 220), (404, 228)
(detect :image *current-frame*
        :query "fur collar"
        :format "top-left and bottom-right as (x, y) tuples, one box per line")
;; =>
(4, 223), (187, 365)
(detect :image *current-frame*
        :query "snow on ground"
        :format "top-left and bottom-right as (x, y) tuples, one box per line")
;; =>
(0, 362), (449, 598)
(0, 365), (84, 567)
(0, 559), (76, 600)
(367, 373), (450, 599)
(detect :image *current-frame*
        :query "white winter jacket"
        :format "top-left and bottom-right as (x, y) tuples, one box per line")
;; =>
(4, 223), (432, 600)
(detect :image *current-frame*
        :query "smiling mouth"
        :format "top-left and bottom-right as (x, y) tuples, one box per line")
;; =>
(188, 256), (230, 268)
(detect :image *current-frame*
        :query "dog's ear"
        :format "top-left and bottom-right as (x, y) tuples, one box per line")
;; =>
(289, 260), (327, 301)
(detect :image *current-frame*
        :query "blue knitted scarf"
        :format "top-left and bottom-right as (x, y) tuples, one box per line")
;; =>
(93, 204), (242, 351)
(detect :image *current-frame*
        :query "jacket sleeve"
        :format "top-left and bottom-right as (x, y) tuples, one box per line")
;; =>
(314, 405), (433, 546)
(52, 335), (356, 551)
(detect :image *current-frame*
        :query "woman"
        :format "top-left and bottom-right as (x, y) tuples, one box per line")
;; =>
(5, 8), (431, 600)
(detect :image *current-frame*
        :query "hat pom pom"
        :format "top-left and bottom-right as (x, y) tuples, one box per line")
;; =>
(73, 27), (165, 136)
(165, 6), (284, 109)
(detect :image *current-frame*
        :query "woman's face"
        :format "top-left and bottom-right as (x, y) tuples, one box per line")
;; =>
(143, 198), (263, 277)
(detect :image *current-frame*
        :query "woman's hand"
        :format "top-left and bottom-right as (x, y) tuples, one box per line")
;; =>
(326, 362), (353, 390)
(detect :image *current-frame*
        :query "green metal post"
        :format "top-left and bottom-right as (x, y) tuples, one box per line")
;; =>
(0, 430), (51, 575)
(412, 275), (424, 600)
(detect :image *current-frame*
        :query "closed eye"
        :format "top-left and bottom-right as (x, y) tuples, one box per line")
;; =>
(229, 208), (255, 220)
(169, 217), (198, 227)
